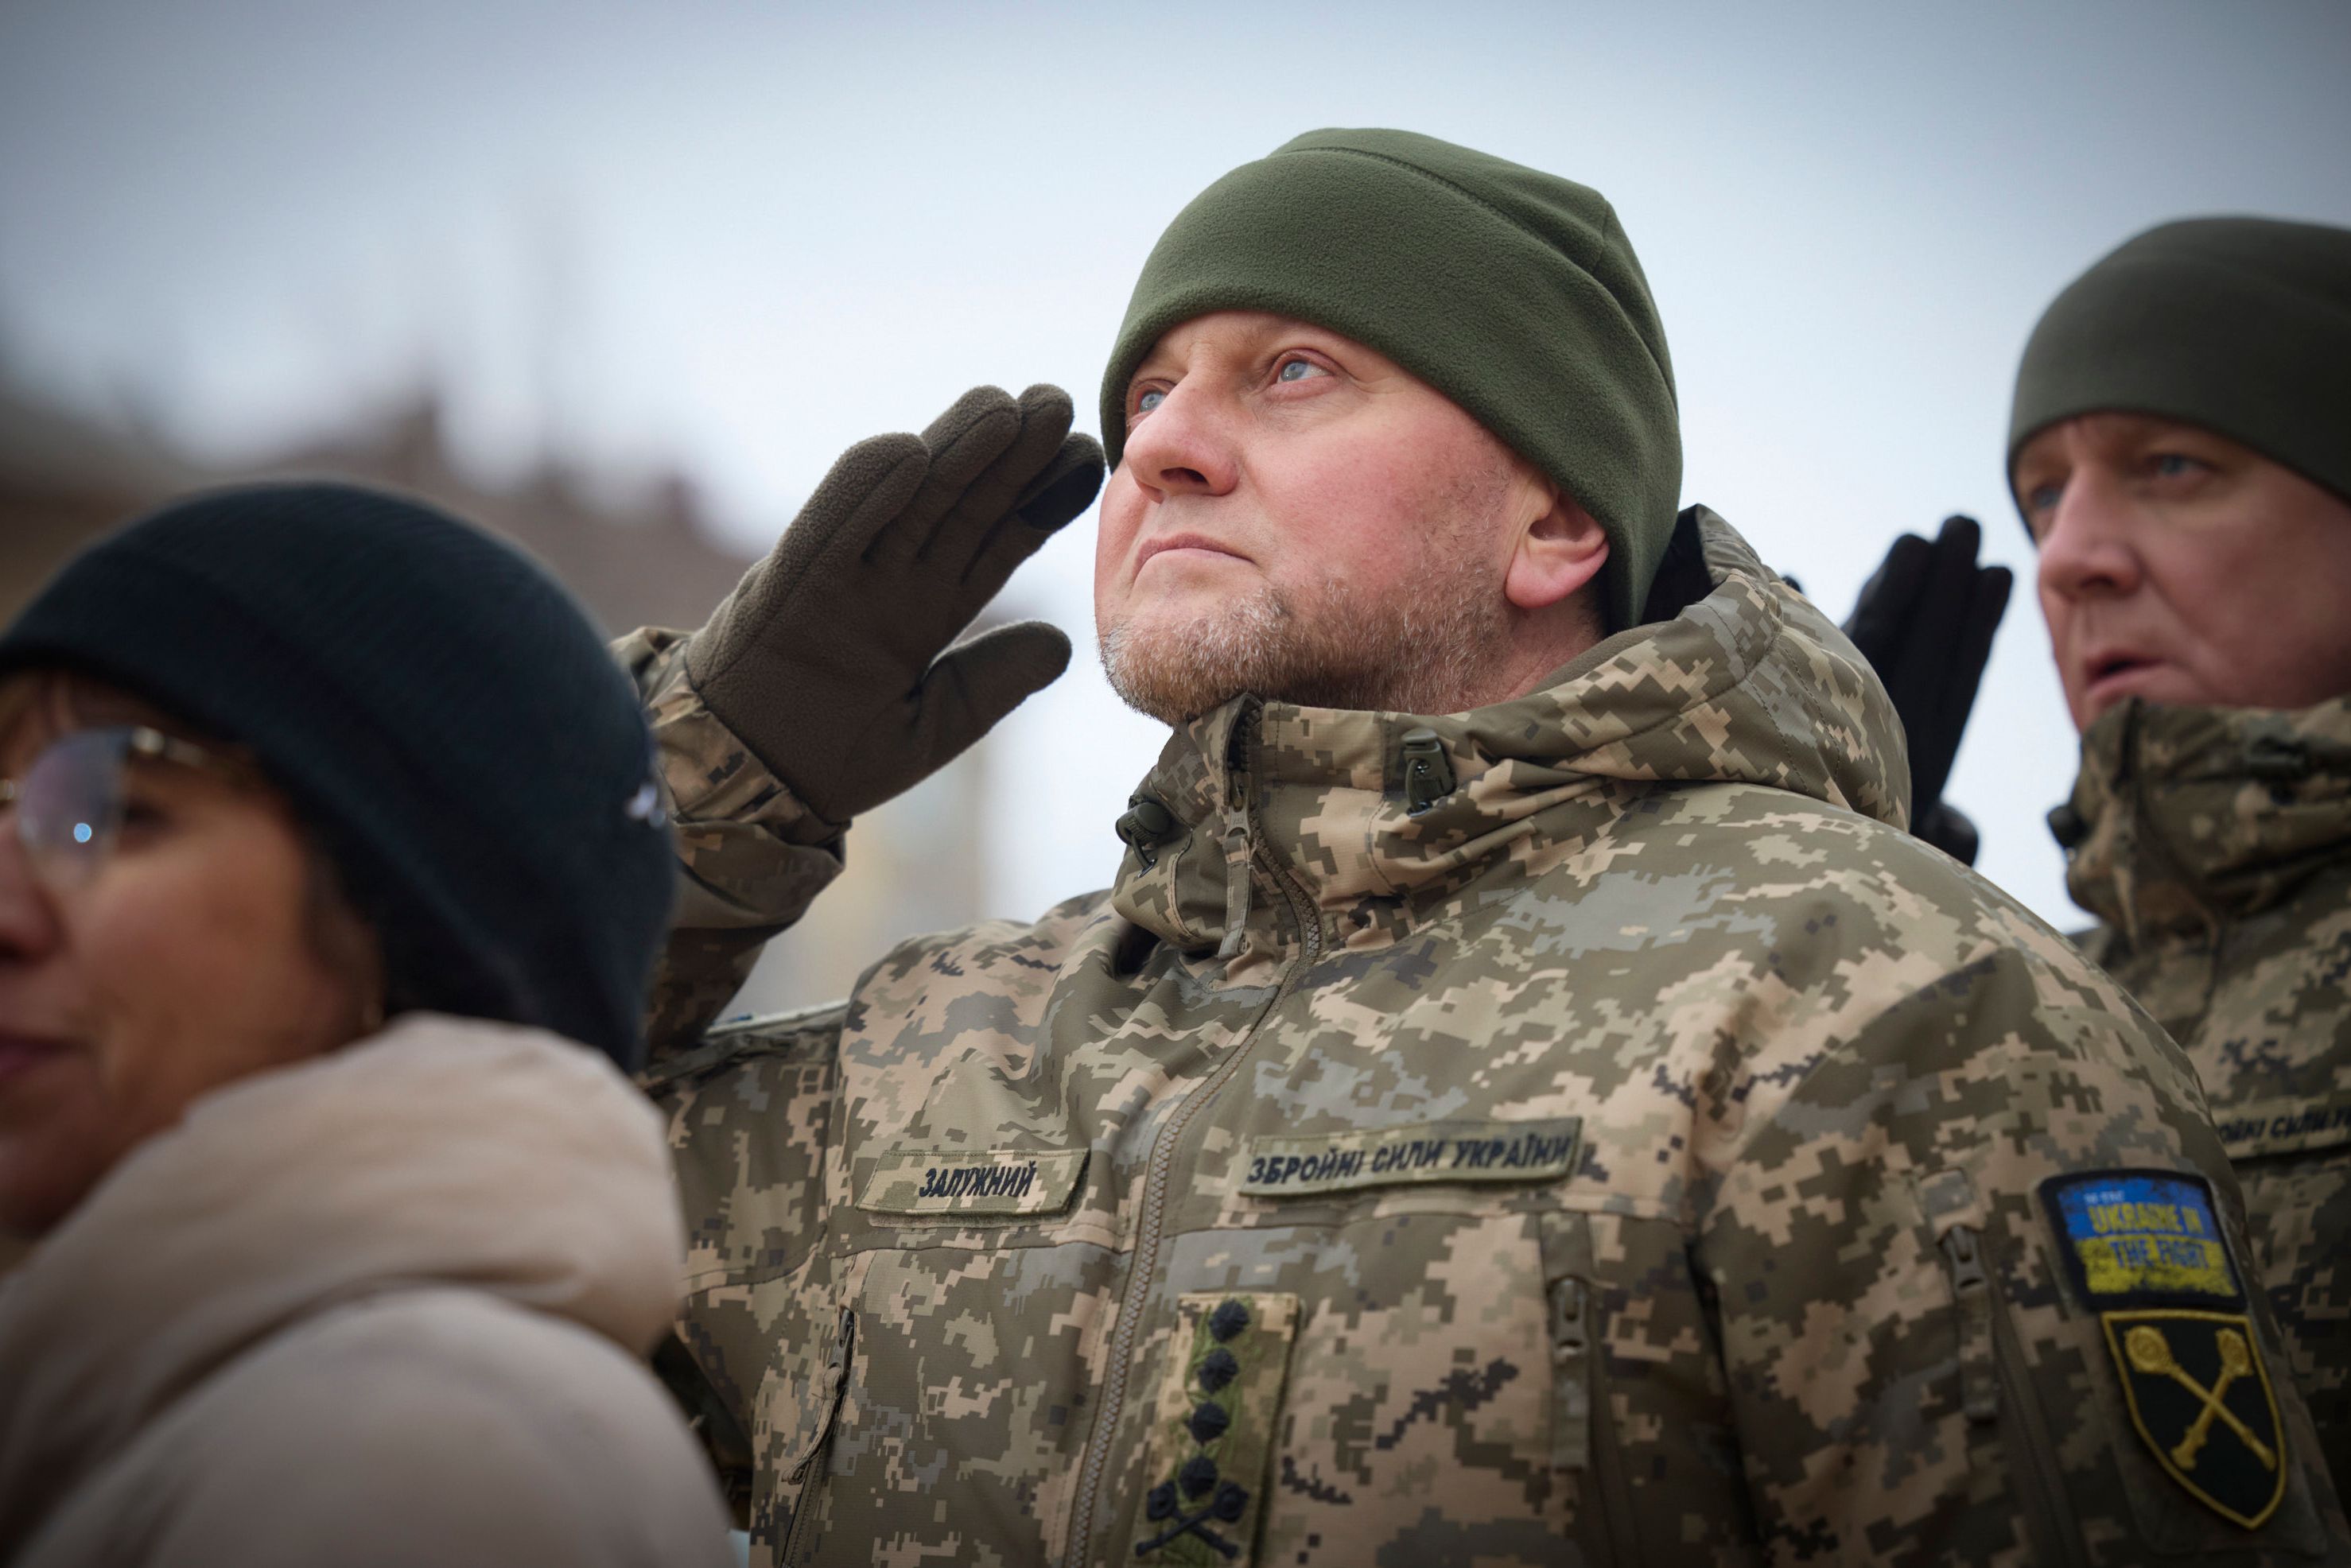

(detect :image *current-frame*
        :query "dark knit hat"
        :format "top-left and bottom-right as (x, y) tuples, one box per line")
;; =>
(1100, 128), (1681, 631)
(0, 483), (674, 1073)
(2010, 216), (2351, 514)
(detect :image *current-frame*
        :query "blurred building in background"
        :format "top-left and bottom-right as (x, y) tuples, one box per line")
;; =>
(0, 367), (989, 1020)
(0, 375), (208, 627)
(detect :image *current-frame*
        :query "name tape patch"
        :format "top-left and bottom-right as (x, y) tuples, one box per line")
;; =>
(2040, 1168), (2242, 1309)
(1238, 1118), (1581, 1198)
(858, 1147), (1088, 1217)
(2212, 1094), (2351, 1160)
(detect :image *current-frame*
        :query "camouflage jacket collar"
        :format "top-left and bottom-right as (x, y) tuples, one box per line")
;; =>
(1109, 507), (1909, 956)
(2062, 693), (2351, 942)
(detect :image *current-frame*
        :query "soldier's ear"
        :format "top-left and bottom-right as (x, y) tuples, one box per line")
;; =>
(1505, 482), (1608, 613)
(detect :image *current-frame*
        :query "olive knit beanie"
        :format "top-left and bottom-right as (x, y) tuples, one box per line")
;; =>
(1101, 128), (1682, 631)
(0, 483), (675, 1073)
(2010, 216), (2351, 514)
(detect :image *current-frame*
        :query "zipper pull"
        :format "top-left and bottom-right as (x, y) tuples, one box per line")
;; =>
(1547, 1277), (1592, 1472)
(1214, 795), (1251, 961)
(832, 1306), (857, 1378)
(1939, 1225), (1999, 1424)
(1214, 710), (1258, 961)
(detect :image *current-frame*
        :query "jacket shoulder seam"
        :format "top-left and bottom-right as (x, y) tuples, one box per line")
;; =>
(639, 1000), (846, 1091)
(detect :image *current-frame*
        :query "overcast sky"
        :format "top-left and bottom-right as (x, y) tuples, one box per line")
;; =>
(3, 0), (2348, 929)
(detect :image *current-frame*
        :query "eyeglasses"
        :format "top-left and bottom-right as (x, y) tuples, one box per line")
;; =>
(0, 725), (247, 891)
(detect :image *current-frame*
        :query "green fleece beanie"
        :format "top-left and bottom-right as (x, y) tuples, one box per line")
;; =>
(2010, 216), (2351, 514)
(1101, 128), (1681, 631)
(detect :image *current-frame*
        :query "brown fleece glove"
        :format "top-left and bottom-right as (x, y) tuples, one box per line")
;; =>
(685, 383), (1104, 826)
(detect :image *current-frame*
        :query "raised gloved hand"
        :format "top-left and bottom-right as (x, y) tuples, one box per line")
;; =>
(1843, 515), (2014, 866)
(686, 383), (1104, 826)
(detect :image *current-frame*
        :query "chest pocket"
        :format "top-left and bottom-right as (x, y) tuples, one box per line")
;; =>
(1196, 1147), (1744, 1568)
(1536, 1209), (1645, 1562)
(1537, 1207), (1755, 1565)
(1213, 1195), (1562, 1566)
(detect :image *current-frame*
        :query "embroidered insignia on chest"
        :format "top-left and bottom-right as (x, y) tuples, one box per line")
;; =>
(1236, 1118), (1581, 1197)
(854, 1147), (1088, 1217)
(2209, 1093), (2351, 1160)
(2041, 1169), (2287, 1528)
(1134, 1291), (1300, 1565)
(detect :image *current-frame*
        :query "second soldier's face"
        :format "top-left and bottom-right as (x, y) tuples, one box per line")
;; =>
(2017, 413), (2351, 732)
(1095, 311), (1541, 723)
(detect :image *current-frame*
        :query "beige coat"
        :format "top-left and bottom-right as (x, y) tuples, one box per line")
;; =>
(0, 1015), (735, 1568)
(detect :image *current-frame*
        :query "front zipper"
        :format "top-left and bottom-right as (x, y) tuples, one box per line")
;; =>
(1064, 712), (1323, 1566)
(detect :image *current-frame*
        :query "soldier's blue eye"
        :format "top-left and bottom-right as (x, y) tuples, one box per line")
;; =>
(1136, 389), (1166, 415)
(1276, 359), (1327, 383)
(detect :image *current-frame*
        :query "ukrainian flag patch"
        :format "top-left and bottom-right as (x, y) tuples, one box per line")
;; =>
(2042, 1169), (2286, 1528)
(2041, 1168), (2239, 1306)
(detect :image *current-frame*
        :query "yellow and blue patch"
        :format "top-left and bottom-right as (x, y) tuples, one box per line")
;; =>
(2042, 1169), (2286, 1530)
(2041, 1168), (2238, 1307)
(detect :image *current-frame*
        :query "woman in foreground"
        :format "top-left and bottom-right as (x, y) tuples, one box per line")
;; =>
(0, 483), (733, 1567)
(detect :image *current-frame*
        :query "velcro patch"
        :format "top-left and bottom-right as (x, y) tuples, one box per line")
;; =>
(2104, 1309), (2287, 1529)
(1238, 1118), (1580, 1198)
(1134, 1291), (1300, 1566)
(857, 1147), (1087, 1217)
(2040, 1169), (2242, 1309)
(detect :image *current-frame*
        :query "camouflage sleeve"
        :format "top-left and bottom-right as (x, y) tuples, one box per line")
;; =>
(2240, 1149), (2351, 1500)
(1700, 933), (2349, 1562)
(638, 1003), (848, 1520)
(616, 627), (847, 1062)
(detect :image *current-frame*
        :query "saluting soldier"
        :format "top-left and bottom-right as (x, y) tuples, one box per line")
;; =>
(626, 133), (2348, 1564)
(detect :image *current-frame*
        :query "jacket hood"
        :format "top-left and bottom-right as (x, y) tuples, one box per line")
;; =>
(0, 1015), (685, 1557)
(2061, 693), (2351, 943)
(1111, 506), (1908, 955)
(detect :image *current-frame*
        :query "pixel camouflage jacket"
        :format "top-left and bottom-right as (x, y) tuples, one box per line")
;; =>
(2065, 693), (2351, 1504)
(627, 510), (2347, 1567)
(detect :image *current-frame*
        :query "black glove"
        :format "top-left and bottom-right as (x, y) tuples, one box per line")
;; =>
(1842, 515), (2013, 866)
(686, 383), (1104, 825)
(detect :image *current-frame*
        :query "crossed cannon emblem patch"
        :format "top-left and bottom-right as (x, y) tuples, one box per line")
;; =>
(2106, 1316), (2285, 1532)
(2124, 1321), (2271, 1471)
(2104, 1310), (2286, 1528)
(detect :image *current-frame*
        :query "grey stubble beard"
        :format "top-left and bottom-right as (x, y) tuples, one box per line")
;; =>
(1098, 539), (1512, 724)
